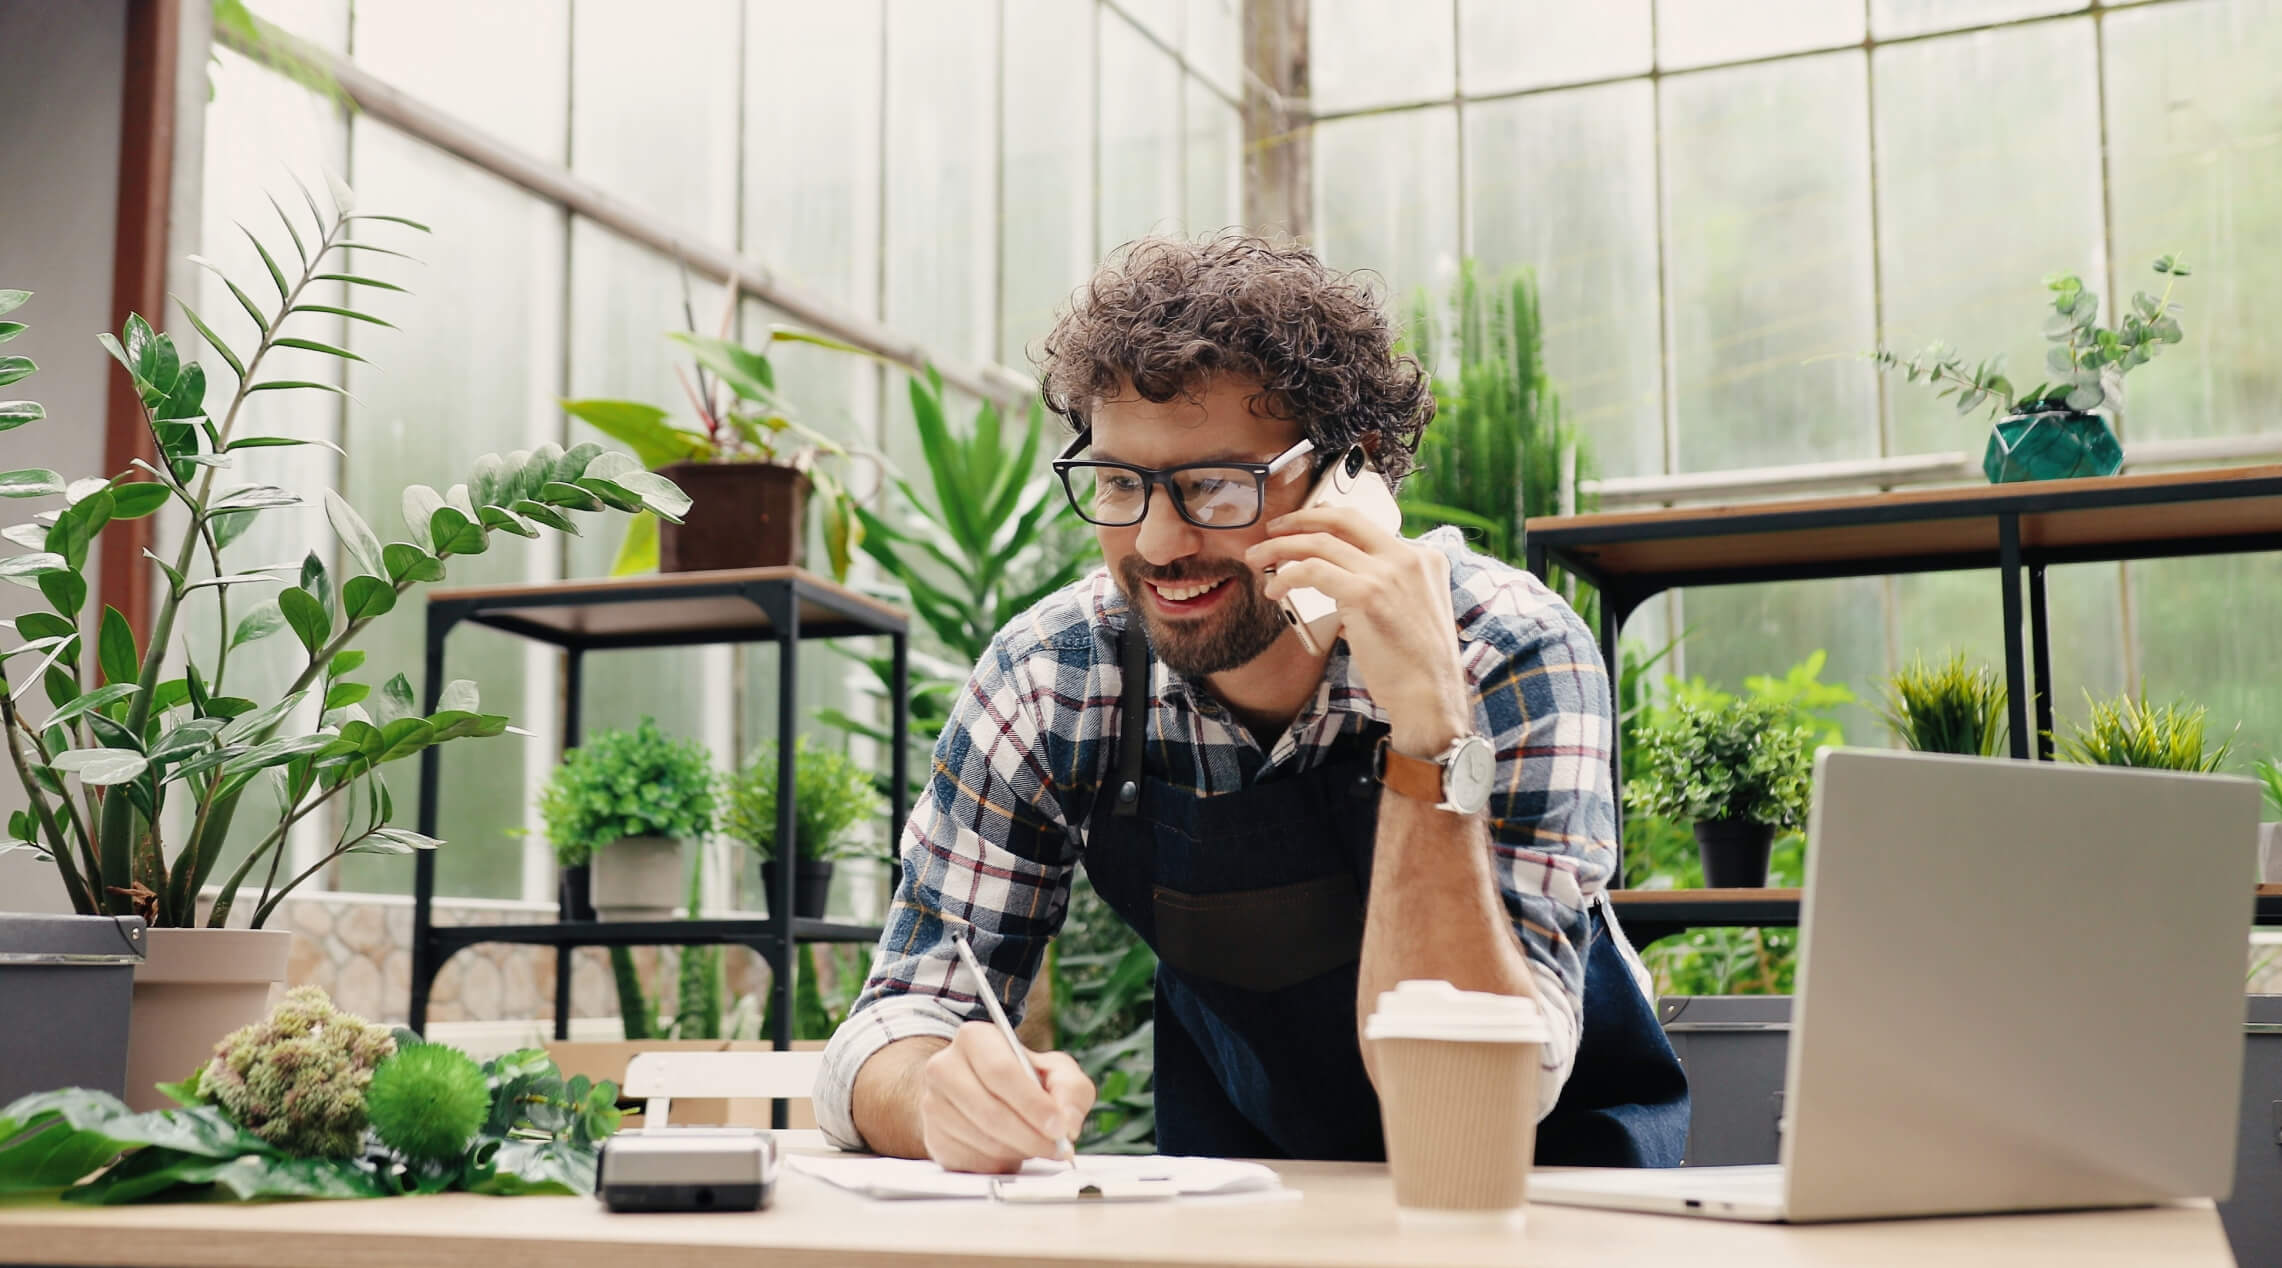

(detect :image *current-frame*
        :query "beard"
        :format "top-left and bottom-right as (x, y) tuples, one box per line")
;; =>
(1117, 556), (1289, 679)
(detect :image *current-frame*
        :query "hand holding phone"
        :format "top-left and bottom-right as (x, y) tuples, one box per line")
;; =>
(1272, 445), (1403, 655)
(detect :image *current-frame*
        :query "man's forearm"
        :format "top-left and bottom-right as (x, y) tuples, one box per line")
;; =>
(849, 1034), (952, 1158)
(1355, 791), (1537, 1084)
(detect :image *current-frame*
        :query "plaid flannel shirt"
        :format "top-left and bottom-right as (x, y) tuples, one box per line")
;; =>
(815, 527), (1623, 1150)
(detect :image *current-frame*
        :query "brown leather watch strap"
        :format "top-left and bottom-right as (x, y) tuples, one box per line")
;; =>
(1373, 736), (1445, 806)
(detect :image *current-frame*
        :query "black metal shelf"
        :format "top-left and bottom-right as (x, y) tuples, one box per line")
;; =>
(407, 567), (910, 1130)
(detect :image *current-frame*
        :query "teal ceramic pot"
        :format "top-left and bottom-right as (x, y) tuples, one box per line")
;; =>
(1982, 411), (2124, 483)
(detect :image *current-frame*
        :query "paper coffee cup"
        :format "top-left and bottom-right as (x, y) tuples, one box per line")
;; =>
(1364, 980), (1548, 1230)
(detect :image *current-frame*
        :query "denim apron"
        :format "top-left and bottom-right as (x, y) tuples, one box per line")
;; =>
(1079, 623), (1690, 1164)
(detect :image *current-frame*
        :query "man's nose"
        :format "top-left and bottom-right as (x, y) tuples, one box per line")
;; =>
(1133, 486), (1201, 567)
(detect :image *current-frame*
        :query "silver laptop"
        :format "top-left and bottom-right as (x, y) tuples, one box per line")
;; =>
(1532, 747), (2259, 1223)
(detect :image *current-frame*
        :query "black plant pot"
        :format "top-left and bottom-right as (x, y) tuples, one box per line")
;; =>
(0, 914), (146, 1104)
(760, 860), (836, 920)
(559, 864), (597, 922)
(1693, 819), (1777, 889)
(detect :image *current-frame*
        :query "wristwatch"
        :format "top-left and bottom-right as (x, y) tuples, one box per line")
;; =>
(1373, 733), (1496, 816)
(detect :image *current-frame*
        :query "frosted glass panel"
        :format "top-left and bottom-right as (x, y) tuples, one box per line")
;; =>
(1655, 0), (1864, 71)
(1117, 0), (1181, 46)
(1465, 82), (1663, 480)
(2102, 0), (2282, 443)
(1661, 52), (1877, 470)
(1874, 21), (2105, 456)
(745, 1), (882, 318)
(243, 0), (347, 48)
(1459, 0), (1651, 95)
(571, 0), (740, 241)
(1099, 12), (1184, 252)
(1310, 0), (1455, 113)
(1871, 0), (2085, 41)
(1185, 79), (1241, 236)
(1674, 577), (1888, 748)
(1889, 564), (2122, 752)
(883, 0), (998, 391)
(2134, 555), (2282, 762)
(1002, 0), (1096, 366)
(1185, 0), (1244, 99)
(349, 0), (566, 156)
(1310, 107), (1461, 309)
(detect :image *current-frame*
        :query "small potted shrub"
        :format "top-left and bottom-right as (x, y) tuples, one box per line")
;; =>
(2055, 693), (2234, 773)
(723, 737), (883, 919)
(538, 719), (718, 922)
(1873, 255), (2190, 483)
(1874, 652), (2007, 757)
(2255, 758), (2282, 885)
(1630, 698), (1815, 889)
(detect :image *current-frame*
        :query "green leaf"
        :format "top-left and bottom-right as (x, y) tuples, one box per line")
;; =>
(383, 541), (445, 584)
(239, 223), (291, 301)
(559, 399), (702, 469)
(375, 717), (437, 762)
(669, 332), (781, 405)
(342, 574), (396, 619)
(322, 490), (386, 580)
(310, 272), (408, 293)
(377, 673), (417, 726)
(536, 481), (605, 512)
(908, 376), (986, 553)
(0, 291), (27, 318)
(50, 748), (147, 784)
(348, 212), (433, 232)
(0, 322), (21, 344)
(42, 683), (139, 731)
(477, 504), (538, 539)
(0, 552), (67, 582)
(277, 586), (329, 653)
(229, 601), (286, 649)
(427, 507), (486, 556)
(288, 302), (397, 329)
(325, 681), (370, 709)
(271, 336), (367, 363)
(402, 484), (445, 549)
(97, 607), (137, 687)
(510, 499), (579, 535)
(331, 240), (419, 260)
(602, 469), (691, 521)
(331, 649), (367, 676)
(208, 484), (298, 512)
(608, 510), (658, 576)
(246, 380), (352, 399)
(0, 469), (62, 498)
(0, 356), (35, 388)
(190, 254), (274, 335)
(0, 400), (45, 431)
(174, 299), (246, 381)
(37, 570), (85, 618)
(107, 482), (168, 520)
(122, 314), (178, 401)
(300, 551), (332, 617)
(209, 509), (257, 549)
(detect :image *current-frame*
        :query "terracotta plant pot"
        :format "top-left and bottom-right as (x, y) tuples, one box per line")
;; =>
(591, 837), (685, 922)
(125, 926), (293, 1111)
(759, 859), (836, 921)
(656, 461), (810, 573)
(1693, 819), (1777, 889)
(0, 914), (146, 1105)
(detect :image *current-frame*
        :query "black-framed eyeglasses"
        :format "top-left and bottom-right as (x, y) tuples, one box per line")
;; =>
(1052, 432), (1320, 529)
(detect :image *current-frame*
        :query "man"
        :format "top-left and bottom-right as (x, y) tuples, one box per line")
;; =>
(816, 235), (1688, 1170)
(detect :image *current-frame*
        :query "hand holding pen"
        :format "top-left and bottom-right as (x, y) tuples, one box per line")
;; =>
(916, 931), (1095, 1173)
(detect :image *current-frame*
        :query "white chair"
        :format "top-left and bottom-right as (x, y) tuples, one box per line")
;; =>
(619, 1049), (827, 1129)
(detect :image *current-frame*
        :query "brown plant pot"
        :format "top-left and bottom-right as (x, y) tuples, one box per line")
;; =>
(125, 927), (293, 1111)
(656, 461), (810, 573)
(1693, 819), (1777, 889)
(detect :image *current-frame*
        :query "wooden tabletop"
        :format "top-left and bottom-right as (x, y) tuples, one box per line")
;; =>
(1523, 463), (2282, 589)
(0, 1158), (2232, 1268)
(423, 565), (908, 647)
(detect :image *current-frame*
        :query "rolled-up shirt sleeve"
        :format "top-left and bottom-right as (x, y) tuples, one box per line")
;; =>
(1473, 606), (1621, 1121)
(814, 631), (1079, 1152)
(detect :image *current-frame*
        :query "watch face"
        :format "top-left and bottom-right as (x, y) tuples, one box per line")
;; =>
(1446, 736), (1496, 812)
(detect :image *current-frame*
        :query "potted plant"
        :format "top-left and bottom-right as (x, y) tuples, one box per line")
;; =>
(722, 736), (883, 919)
(1873, 254), (2191, 483)
(2055, 693), (2235, 773)
(0, 186), (686, 1108)
(2255, 758), (2282, 885)
(537, 718), (718, 922)
(1873, 652), (2008, 757)
(560, 301), (872, 577)
(1629, 698), (1816, 888)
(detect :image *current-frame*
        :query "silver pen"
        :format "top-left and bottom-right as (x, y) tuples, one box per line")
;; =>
(952, 930), (1074, 1160)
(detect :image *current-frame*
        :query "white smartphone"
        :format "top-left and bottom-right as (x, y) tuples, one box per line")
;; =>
(1273, 445), (1403, 656)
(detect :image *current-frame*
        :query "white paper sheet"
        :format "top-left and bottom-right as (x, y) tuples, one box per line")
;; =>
(786, 1153), (1287, 1202)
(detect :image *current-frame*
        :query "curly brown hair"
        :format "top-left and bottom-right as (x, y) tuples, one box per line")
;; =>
(1035, 234), (1435, 485)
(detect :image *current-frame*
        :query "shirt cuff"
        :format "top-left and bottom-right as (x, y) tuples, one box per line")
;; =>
(813, 994), (971, 1151)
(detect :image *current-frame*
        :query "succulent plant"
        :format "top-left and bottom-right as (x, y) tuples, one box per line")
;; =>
(365, 1040), (491, 1165)
(200, 985), (396, 1158)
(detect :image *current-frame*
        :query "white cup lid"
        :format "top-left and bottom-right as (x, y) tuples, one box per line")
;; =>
(1363, 979), (1549, 1044)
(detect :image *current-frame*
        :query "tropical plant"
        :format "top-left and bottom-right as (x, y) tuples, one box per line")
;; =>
(1398, 262), (1598, 623)
(534, 717), (717, 866)
(1629, 698), (1818, 831)
(0, 989), (621, 1202)
(720, 736), (883, 863)
(2056, 692), (2236, 772)
(560, 315), (874, 579)
(1872, 254), (2191, 421)
(0, 185), (686, 930)
(1874, 652), (2008, 757)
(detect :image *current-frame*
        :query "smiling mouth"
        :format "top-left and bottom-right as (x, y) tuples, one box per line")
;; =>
(1145, 575), (1236, 609)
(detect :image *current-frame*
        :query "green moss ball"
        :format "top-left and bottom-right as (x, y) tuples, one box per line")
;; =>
(365, 1042), (491, 1165)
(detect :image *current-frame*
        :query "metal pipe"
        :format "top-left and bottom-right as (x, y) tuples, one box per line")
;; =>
(215, 15), (1039, 411)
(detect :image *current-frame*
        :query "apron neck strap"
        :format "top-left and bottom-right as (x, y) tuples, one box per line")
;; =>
(1114, 621), (1149, 817)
